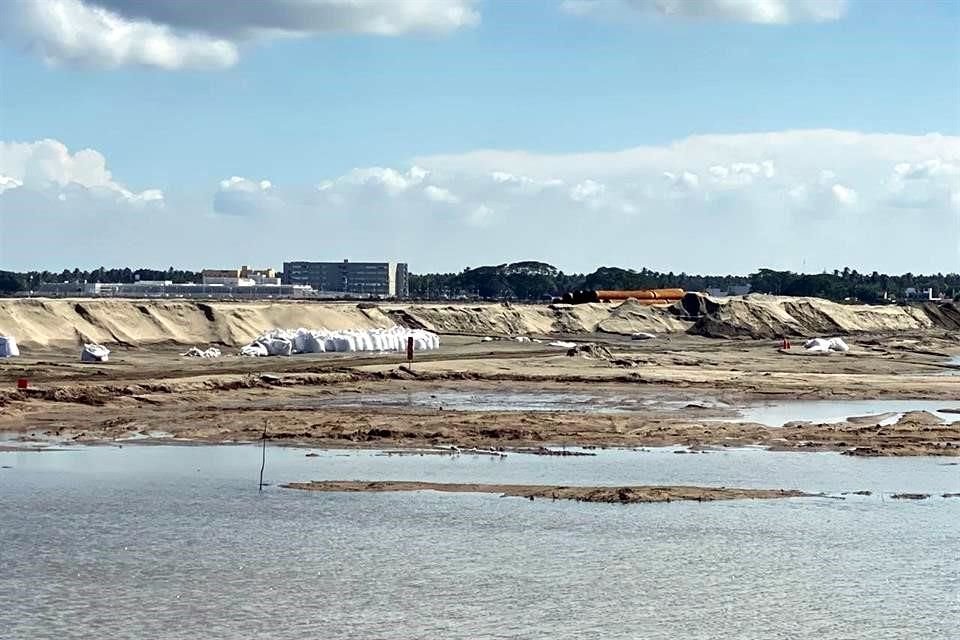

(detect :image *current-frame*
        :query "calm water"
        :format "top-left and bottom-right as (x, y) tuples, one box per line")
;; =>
(273, 389), (728, 414)
(728, 399), (960, 427)
(2, 446), (958, 639)
(271, 389), (960, 426)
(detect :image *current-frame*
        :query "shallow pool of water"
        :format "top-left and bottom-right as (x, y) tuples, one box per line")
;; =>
(728, 399), (960, 427)
(293, 389), (960, 427)
(303, 389), (728, 413)
(1, 446), (958, 639)
(941, 355), (960, 374)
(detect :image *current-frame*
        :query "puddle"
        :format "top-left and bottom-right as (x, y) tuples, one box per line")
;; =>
(726, 400), (960, 427)
(940, 355), (960, 375)
(271, 389), (731, 414)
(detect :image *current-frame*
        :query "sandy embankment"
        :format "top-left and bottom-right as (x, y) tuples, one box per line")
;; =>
(1, 296), (959, 456)
(282, 480), (813, 503)
(1, 294), (957, 349)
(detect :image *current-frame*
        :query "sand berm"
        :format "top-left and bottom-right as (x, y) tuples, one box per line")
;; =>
(1, 294), (958, 348)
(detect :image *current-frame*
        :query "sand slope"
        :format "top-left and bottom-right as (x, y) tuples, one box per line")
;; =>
(0, 295), (955, 348)
(683, 293), (956, 338)
(0, 298), (394, 347)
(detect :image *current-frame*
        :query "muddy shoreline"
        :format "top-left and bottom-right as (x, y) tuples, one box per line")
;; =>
(2, 334), (959, 457)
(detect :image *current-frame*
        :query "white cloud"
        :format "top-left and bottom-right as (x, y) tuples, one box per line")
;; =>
(886, 159), (960, 210)
(423, 185), (459, 204)
(0, 138), (163, 204)
(831, 183), (857, 206)
(213, 176), (280, 215)
(708, 161), (775, 187)
(468, 204), (494, 227)
(569, 179), (606, 202)
(4, 130), (958, 274)
(0, 0), (239, 69)
(562, 0), (847, 24)
(0, 0), (479, 70)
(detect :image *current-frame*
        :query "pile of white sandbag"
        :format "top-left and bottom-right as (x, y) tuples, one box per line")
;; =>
(182, 347), (222, 358)
(804, 337), (850, 353)
(239, 327), (440, 357)
(81, 343), (110, 362)
(0, 336), (19, 358)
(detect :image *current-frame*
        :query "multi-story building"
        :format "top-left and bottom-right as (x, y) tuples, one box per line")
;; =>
(282, 260), (409, 297)
(201, 266), (281, 286)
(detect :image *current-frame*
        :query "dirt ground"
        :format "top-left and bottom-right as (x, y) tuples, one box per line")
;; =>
(1, 332), (958, 456)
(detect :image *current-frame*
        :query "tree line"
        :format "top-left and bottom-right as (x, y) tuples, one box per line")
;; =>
(1, 262), (958, 303)
(409, 262), (960, 303)
(0, 267), (202, 293)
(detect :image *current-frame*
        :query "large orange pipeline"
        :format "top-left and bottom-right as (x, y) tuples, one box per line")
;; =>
(595, 288), (685, 301)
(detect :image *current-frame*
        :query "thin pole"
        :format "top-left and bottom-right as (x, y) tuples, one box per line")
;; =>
(259, 420), (267, 493)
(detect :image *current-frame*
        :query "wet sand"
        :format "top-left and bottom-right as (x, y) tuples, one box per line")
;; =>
(283, 480), (814, 503)
(2, 334), (959, 456)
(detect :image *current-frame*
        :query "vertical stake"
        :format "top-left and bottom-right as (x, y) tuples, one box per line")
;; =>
(259, 419), (267, 493)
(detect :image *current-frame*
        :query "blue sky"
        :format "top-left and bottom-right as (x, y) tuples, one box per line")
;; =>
(1, 0), (958, 274)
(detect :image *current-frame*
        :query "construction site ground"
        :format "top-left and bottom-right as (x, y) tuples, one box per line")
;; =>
(3, 332), (958, 457)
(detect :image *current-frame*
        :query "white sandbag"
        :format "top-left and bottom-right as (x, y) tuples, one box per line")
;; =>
(292, 330), (311, 353)
(245, 326), (441, 356)
(549, 341), (577, 348)
(262, 337), (293, 356)
(295, 331), (325, 353)
(240, 343), (268, 357)
(0, 336), (19, 357)
(804, 337), (849, 353)
(632, 332), (657, 340)
(81, 343), (110, 362)
(182, 347), (221, 358)
(514, 336), (531, 343)
(827, 337), (849, 352)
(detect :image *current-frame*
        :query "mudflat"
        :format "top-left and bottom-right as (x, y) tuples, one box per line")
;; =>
(283, 480), (814, 503)
(2, 328), (958, 456)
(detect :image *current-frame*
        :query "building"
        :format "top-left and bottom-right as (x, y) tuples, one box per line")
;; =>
(282, 260), (409, 297)
(904, 287), (936, 301)
(202, 266), (281, 286)
(704, 284), (752, 297)
(35, 280), (312, 299)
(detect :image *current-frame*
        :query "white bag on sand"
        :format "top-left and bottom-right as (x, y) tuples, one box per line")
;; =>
(81, 343), (110, 362)
(0, 336), (19, 357)
(262, 337), (293, 356)
(182, 347), (221, 358)
(242, 327), (441, 356)
(827, 337), (849, 352)
(240, 343), (268, 357)
(804, 337), (849, 353)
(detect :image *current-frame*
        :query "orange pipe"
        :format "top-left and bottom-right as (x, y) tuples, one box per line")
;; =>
(595, 289), (684, 301)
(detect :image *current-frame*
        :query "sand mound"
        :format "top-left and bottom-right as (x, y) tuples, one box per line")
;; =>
(682, 293), (950, 338)
(0, 298), (395, 348)
(389, 301), (688, 337)
(385, 304), (558, 336)
(2, 295), (955, 349)
(596, 299), (688, 335)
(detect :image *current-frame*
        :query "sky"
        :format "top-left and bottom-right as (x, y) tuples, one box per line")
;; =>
(0, 0), (958, 276)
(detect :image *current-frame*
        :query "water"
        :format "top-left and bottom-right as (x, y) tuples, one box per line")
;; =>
(298, 389), (728, 414)
(2, 446), (958, 639)
(727, 399), (960, 427)
(283, 388), (960, 427)
(942, 355), (960, 375)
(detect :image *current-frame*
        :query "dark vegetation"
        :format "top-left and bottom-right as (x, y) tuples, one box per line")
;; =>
(407, 262), (959, 303)
(2, 262), (958, 303)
